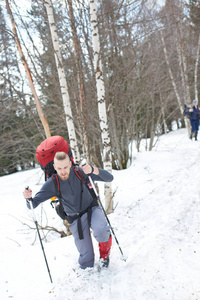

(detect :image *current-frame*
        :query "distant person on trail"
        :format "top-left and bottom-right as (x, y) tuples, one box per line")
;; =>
(23, 152), (113, 270)
(187, 99), (200, 140)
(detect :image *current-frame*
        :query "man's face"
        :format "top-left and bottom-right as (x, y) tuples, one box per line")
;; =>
(53, 157), (72, 180)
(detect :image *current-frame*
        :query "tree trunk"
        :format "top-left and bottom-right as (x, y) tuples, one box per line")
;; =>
(175, 28), (188, 105)
(67, 0), (89, 160)
(175, 22), (191, 105)
(194, 33), (200, 102)
(90, 0), (113, 213)
(159, 89), (167, 134)
(159, 28), (183, 114)
(6, 0), (51, 139)
(42, 0), (80, 162)
(149, 110), (162, 151)
(159, 28), (191, 136)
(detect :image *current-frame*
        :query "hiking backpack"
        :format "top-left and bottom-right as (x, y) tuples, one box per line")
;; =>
(36, 135), (74, 179)
(36, 135), (91, 186)
(183, 104), (191, 119)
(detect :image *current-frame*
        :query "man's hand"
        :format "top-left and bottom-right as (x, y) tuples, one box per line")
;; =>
(81, 164), (99, 175)
(81, 164), (93, 174)
(23, 187), (32, 200)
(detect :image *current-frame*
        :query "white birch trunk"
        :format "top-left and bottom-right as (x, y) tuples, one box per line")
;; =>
(181, 49), (191, 105)
(194, 34), (200, 102)
(159, 29), (184, 114)
(175, 30), (187, 104)
(43, 0), (80, 162)
(159, 29), (190, 135)
(159, 89), (167, 134)
(178, 23), (191, 105)
(90, 0), (113, 213)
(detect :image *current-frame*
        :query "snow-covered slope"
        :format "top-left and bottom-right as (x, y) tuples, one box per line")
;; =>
(1, 128), (200, 300)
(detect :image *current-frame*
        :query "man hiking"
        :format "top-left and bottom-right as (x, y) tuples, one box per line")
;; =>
(187, 99), (200, 140)
(23, 151), (113, 270)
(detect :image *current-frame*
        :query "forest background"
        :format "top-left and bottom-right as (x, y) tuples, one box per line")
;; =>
(0, 0), (200, 176)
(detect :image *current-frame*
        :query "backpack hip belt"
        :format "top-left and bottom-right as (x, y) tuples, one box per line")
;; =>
(65, 198), (99, 240)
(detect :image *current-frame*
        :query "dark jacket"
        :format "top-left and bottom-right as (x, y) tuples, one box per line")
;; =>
(27, 167), (113, 215)
(190, 106), (200, 120)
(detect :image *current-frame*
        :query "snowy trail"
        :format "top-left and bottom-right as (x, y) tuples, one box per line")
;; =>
(111, 130), (200, 300)
(1, 129), (200, 300)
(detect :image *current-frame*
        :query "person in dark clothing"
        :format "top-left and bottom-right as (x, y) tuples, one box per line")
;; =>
(188, 100), (200, 140)
(23, 152), (113, 269)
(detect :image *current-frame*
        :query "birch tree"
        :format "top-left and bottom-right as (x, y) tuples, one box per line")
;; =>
(90, 0), (113, 213)
(159, 28), (192, 135)
(175, 24), (191, 106)
(67, 0), (89, 160)
(188, 0), (200, 102)
(194, 35), (200, 102)
(42, 0), (80, 163)
(159, 28), (183, 114)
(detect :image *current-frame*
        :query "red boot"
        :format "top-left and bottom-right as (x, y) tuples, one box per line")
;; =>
(99, 235), (112, 268)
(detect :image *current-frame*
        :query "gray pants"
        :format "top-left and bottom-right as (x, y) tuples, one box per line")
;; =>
(70, 206), (110, 269)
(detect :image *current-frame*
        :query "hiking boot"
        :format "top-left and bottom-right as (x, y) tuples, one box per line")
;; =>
(98, 235), (112, 271)
(101, 256), (110, 268)
(98, 256), (110, 271)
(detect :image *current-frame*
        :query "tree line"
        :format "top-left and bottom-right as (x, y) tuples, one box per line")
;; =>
(0, 0), (199, 176)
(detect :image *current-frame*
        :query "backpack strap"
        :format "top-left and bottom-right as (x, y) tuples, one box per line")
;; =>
(72, 165), (87, 184)
(72, 165), (98, 200)
(77, 180), (83, 239)
(51, 174), (68, 220)
(51, 173), (61, 198)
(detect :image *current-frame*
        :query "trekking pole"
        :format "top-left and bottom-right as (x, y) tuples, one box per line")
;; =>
(87, 174), (126, 262)
(25, 187), (53, 283)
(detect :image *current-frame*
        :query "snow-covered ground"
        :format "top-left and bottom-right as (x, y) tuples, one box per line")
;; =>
(1, 128), (200, 300)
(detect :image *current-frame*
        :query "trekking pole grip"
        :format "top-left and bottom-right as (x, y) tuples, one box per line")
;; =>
(25, 186), (36, 221)
(25, 186), (32, 200)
